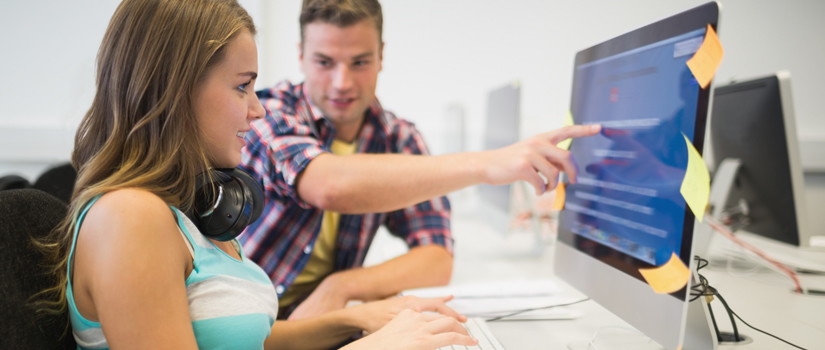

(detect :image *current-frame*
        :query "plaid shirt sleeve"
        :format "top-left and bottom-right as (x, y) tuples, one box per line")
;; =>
(383, 118), (454, 254)
(243, 87), (329, 209)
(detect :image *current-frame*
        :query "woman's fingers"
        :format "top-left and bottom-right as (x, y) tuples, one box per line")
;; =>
(411, 297), (467, 322)
(428, 332), (479, 348)
(425, 316), (470, 337)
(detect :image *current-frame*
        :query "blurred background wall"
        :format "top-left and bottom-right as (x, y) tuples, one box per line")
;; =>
(2, 0), (824, 179)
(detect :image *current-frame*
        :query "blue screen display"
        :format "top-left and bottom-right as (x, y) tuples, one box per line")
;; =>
(559, 28), (705, 266)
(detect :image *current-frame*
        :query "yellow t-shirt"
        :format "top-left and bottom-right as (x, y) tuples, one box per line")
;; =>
(279, 139), (358, 309)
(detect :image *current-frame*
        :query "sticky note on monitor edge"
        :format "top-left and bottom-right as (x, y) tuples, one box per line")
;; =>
(557, 110), (575, 150)
(638, 252), (690, 294)
(686, 24), (724, 89)
(679, 133), (710, 222)
(551, 183), (566, 211)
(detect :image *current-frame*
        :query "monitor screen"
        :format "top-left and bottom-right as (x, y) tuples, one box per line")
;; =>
(554, 3), (719, 349)
(710, 72), (808, 247)
(558, 28), (705, 289)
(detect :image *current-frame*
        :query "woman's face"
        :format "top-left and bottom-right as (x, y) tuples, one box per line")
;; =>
(194, 28), (265, 168)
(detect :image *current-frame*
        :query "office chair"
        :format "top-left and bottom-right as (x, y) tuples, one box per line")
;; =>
(33, 162), (77, 204)
(0, 174), (31, 191)
(0, 189), (76, 349)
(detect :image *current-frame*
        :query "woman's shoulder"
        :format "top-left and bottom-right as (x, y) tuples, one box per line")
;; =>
(78, 188), (184, 257)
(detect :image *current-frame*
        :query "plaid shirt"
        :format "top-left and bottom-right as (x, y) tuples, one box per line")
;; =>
(239, 81), (453, 309)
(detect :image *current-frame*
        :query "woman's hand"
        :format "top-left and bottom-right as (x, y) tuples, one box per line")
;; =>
(349, 295), (466, 334)
(342, 309), (477, 350)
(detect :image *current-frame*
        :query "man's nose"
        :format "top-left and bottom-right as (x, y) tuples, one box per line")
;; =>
(332, 64), (354, 92)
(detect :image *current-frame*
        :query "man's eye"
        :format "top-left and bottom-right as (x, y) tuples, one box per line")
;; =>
(318, 60), (330, 67)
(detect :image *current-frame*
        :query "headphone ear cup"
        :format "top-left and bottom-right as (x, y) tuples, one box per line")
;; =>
(224, 167), (265, 224)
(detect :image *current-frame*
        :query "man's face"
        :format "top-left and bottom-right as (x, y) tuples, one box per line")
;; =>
(300, 19), (383, 130)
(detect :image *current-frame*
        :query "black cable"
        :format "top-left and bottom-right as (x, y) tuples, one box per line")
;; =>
(692, 256), (808, 349)
(710, 288), (740, 342)
(484, 298), (590, 322)
(729, 309), (808, 350)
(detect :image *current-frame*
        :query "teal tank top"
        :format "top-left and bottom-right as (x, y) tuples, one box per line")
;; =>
(66, 195), (279, 349)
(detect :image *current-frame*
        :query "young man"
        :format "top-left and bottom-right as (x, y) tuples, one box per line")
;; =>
(240, 0), (600, 320)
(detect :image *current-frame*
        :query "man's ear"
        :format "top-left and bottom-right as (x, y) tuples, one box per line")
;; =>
(378, 41), (385, 72)
(298, 42), (304, 72)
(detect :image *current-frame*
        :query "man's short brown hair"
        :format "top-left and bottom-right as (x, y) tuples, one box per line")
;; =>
(300, 0), (383, 44)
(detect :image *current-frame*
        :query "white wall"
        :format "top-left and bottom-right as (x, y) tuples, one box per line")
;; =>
(2, 0), (824, 179)
(259, 0), (825, 156)
(0, 0), (265, 180)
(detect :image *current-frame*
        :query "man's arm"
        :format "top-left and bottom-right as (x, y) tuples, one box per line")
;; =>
(297, 124), (601, 214)
(287, 245), (452, 320)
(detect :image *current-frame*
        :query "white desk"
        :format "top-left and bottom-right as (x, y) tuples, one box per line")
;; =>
(442, 213), (825, 350)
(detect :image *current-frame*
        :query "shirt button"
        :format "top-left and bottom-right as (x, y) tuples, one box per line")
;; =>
(303, 246), (312, 254)
(275, 285), (285, 294)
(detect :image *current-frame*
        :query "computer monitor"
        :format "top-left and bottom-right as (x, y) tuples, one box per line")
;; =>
(554, 2), (719, 349)
(709, 71), (812, 246)
(707, 71), (825, 272)
(478, 82), (521, 233)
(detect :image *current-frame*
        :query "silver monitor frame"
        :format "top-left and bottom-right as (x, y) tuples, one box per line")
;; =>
(554, 2), (721, 349)
(708, 71), (815, 249)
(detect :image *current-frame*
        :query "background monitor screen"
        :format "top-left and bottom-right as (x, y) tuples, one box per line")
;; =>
(710, 72), (807, 247)
(479, 83), (520, 214)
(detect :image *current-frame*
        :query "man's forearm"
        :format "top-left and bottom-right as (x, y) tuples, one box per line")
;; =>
(324, 245), (453, 302)
(297, 152), (485, 214)
(296, 124), (603, 214)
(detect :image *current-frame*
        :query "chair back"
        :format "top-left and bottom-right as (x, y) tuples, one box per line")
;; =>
(33, 163), (77, 204)
(0, 189), (76, 349)
(0, 174), (31, 191)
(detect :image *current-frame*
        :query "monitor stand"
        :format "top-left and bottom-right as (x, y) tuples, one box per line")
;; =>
(708, 158), (825, 273)
(566, 266), (719, 350)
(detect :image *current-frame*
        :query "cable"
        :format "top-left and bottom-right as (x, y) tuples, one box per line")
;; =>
(692, 256), (809, 349)
(484, 298), (590, 322)
(705, 214), (804, 293)
(729, 309), (808, 350)
(710, 288), (740, 342)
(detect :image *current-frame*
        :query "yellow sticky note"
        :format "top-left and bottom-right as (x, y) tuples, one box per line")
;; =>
(557, 110), (575, 150)
(638, 253), (690, 294)
(680, 134), (710, 222)
(551, 183), (566, 211)
(686, 24), (724, 89)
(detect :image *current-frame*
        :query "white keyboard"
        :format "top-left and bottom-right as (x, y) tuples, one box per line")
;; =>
(438, 317), (506, 350)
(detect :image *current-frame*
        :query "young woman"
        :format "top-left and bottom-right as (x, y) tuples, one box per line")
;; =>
(36, 0), (477, 349)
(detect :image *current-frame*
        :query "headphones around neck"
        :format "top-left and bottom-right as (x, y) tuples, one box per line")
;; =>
(187, 167), (265, 242)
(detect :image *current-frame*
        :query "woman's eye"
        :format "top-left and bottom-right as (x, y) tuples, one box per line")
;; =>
(238, 81), (251, 93)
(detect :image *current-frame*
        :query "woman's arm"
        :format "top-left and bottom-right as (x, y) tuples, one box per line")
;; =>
(73, 189), (198, 349)
(264, 295), (473, 350)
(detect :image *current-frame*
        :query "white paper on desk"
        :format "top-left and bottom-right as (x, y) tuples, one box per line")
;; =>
(446, 296), (583, 320)
(402, 280), (581, 321)
(402, 279), (560, 299)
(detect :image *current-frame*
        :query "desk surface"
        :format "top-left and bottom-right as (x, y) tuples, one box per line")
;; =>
(442, 209), (825, 350)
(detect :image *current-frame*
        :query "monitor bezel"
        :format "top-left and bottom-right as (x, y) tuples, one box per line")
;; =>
(554, 2), (720, 350)
(711, 71), (812, 248)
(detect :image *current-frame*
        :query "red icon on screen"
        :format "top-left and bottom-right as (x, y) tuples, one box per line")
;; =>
(610, 87), (619, 103)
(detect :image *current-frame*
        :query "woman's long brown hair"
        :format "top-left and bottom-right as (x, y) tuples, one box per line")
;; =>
(33, 0), (256, 315)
